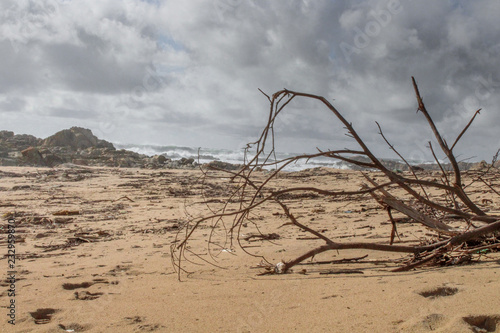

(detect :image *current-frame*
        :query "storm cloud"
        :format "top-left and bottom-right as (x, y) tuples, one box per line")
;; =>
(1, 0), (499, 161)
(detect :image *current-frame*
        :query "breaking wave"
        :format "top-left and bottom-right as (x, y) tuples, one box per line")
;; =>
(114, 143), (350, 171)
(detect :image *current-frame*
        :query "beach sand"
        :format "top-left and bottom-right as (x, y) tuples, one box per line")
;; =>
(1, 166), (499, 333)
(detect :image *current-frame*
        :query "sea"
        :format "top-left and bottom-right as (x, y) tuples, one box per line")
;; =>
(114, 143), (354, 171)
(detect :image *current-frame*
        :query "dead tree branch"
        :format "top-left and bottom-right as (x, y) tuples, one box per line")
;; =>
(173, 78), (500, 279)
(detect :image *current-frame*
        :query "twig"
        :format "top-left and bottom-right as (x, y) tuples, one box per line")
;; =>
(450, 109), (481, 151)
(113, 195), (135, 202)
(298, 255), (369, 265)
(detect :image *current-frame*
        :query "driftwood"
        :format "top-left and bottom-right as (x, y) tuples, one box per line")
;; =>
(172, 77), (500, 279)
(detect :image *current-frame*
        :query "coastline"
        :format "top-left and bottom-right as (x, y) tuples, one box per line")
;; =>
(1, 128), (496, 172)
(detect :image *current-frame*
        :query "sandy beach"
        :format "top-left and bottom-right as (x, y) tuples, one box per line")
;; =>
(1, 165), (499, 333)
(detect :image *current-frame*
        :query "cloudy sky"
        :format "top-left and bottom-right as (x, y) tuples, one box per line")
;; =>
(1, 0), (499, 161)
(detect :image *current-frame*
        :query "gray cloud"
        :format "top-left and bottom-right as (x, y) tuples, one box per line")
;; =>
(0, 96), (27, 112)
(0, 0), (498, 160)
(47, 107), (100, 119)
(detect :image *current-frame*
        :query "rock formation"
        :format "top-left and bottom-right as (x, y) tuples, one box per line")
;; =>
(0, 128), (148, 168)
(42, 127), (114, 150)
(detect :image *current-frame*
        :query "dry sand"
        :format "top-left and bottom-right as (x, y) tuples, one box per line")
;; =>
(0, 165), (499, 333)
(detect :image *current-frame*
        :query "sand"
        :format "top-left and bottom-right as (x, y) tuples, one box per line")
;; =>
(0, 165), (499, 333)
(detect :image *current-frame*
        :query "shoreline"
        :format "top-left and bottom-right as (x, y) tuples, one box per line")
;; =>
(2, 128), (497, 172)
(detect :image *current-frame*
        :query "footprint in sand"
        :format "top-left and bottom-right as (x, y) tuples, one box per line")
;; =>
(62, 282), (94, 290)
(74, 290), (104, 300)
(421, 314), (447, 331)
(62, 278), (118, 290)
(29, 308), (59, 324)
(463, 315), (500, 333)
(418, 286), (459, 299)
(399, 313), (449, 332)
(124, 316), (165, 332)
(107, 264), (132, 276)
(58, 323), (92, 332)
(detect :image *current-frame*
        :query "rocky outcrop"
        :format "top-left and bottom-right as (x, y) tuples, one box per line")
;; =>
(0, 127), (206, 169)
(0, 131), (43, 166)
(0, 128), (133, 168)
(42, 127), (114, 150)
(0, 130), (42, 151)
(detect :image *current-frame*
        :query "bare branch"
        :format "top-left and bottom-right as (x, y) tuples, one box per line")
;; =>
(412, 77), (485, 216)
(173, 78), (500, 278)
(451, 109), (481, 151)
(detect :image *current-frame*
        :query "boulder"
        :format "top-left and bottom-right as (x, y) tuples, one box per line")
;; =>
(153, 155), (168, 164)
(206, 160), (241, 171)
(72, 158), (89, 166)
(0, 158), (18, 166)
(146, 155), (169, 168)
(179, 157), (195, 166)
(0, 131), (14, 140)
(42, 127), (114, 150)
(43, 153), (65, 167)
(470, 160), (489, 171)
(21, 147), (46, 166)
(410, 165), (425, 172)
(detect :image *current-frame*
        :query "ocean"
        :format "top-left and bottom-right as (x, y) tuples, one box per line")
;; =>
(114, 143), (352, 171)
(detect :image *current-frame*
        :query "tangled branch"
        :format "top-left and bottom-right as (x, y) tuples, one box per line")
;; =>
(172, 78), (500, 279)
